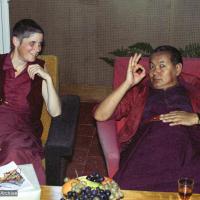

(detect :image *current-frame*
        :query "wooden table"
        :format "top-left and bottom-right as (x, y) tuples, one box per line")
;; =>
(41, 185), (200, 200)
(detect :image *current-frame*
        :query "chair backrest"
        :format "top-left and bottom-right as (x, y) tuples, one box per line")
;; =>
(113, 56), (200, 133)
(38, 55), (59, 145)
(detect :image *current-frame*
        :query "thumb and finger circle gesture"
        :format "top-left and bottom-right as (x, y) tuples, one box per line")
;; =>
(126, 53), (146, 87)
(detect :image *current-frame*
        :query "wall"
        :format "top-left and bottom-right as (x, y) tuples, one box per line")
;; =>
(0, 0), (10, 53)
(9, 0), (200, 100)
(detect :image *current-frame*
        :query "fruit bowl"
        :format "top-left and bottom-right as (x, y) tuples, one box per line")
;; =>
(61, 172), (124, 200)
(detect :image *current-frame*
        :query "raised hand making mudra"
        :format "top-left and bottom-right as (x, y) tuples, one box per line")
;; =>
(125, 53), (146, 87)
(94, 53), (146, 122)
(94, 45), (200, 192)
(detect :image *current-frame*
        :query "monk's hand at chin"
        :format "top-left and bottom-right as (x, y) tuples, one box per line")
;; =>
(159, 111), (199, 126)
(27, 64), (48, 80)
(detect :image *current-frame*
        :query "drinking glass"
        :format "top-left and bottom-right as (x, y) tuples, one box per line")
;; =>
(178, 177), (194, 200)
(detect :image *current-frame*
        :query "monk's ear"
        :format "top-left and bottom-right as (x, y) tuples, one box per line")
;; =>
(175, 63), (182, 76)
(12, 36), (20, 48)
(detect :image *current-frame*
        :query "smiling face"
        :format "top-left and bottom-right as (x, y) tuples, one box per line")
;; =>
(12, 32), (43, 63)
(149, 52), (182, 90)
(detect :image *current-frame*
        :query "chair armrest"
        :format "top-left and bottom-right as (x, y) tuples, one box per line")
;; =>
(97, 120), (120, 177)
(45, 95), (80, 155)
(44, 95), (80, 185)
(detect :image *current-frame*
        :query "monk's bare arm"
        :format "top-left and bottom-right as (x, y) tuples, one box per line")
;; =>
(94, 53), (146, 121)
(94, 81), (132, 121)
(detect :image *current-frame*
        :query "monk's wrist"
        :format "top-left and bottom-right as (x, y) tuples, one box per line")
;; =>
(123, 80), (134, 90)
(196, 113), (200, 125)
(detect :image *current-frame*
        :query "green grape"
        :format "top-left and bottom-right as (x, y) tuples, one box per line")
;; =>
(115, 192), (121, 199)
(109, 193), (115, 200)
(111, 182), (119, 188)
(71, 186), (76, 192)
(71, 182), (78, 187)
(64, 177), (70, 183)
(93, 197), (101, 200)
(75, 187), (81, 193)
(80, 181), (87, 186)
(63, 176), (124, 200)
(119, 190), (124, 198)
(79, 184), (84, 190)
(103, 184), (110, 190)
(111, 187), (117, 194)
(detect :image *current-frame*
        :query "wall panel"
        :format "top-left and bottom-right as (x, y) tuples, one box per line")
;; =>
(9, 0), (200, 91)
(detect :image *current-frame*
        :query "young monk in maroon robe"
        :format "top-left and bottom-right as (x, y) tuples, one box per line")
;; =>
(0, 19), (61, 184)
(94, 45), (200, 192)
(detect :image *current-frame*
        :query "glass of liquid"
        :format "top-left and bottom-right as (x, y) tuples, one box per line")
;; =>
(178, 177), (194, 200)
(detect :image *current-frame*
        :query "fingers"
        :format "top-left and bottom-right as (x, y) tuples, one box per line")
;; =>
(163, 117), (182, 126)
(159, 111), (196, 126)
(135, 65), (146, 75)
(160, 111), (182, 123)
(131, 53), (142, 66)
(27, 64), (43, 80)
(134, 53), (142, 64)
(160, 111), (185, 120)
(130, 54), (137, 67)
(128, 56), (133, 69)
(128, 53), (142, 66)
(126, 53), (146, 86)
(128, 53), (143, 73)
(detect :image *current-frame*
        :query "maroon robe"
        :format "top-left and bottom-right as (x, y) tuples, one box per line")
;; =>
(112, 74), (200, 149)
(0, 53), (45, 184)
(114, 85), (200, 192)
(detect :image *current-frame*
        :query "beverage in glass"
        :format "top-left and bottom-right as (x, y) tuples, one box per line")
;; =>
(178, 177), (194, 200)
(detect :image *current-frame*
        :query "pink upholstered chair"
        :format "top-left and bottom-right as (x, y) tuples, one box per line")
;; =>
(96, 56), (200, 178)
